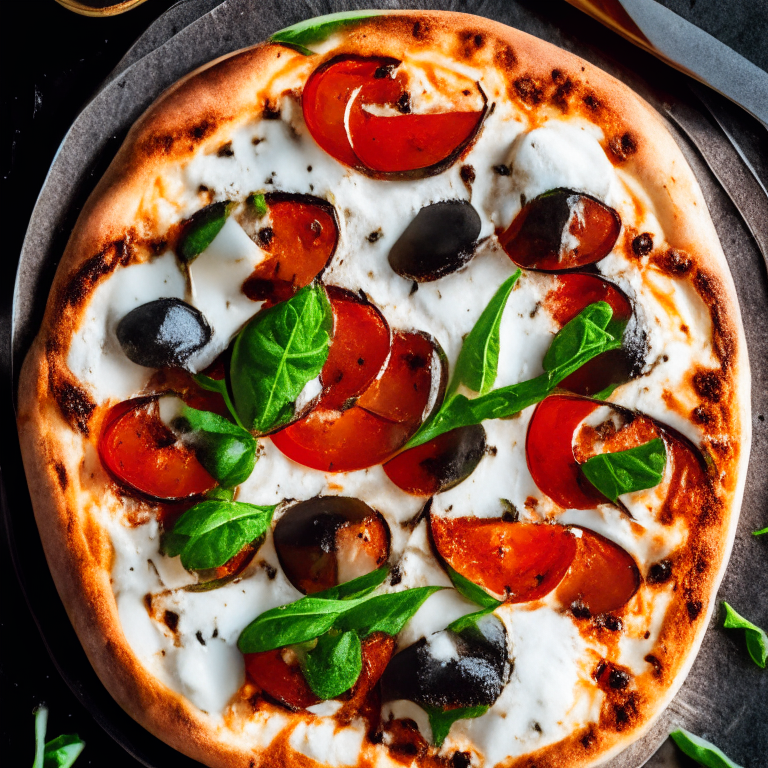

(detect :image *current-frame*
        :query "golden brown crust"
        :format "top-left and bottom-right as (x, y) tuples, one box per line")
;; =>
(17, 11), (750, 768)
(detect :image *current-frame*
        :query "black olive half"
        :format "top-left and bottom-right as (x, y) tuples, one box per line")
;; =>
(273, 496), (391, 594)
(388, 200), (482, 282)
(116, 298), (212, 369)
(380, 613), (510, 709)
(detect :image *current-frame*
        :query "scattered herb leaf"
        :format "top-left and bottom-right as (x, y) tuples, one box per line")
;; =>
(448, 606), (498, 634)
(752, 526), (768, 537)
(722, 602), (767, 668)
(313, 567), (389, 601)
(423, 704), (489, 746)
(177, 201), (233, 264)
(302, 629), (362, 699)
(32, 707), (85, 768)
(335, 587), (442, 637)
(270, 11), (384, 53)
(670, 728), (743, 768)
(247, 192), (268, 217)
(446, 565), (500, 609)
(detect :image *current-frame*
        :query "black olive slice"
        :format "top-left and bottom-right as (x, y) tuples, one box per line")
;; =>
(273, 496), (391, 594)
(116, 298), (212, 369)
(383, 424), (487, 496)
(499, 188), (620, 271)
(388, 200), (482, 282)
(380, 613), (510, 709)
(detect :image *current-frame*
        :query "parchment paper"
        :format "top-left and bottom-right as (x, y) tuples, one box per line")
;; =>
(11, 1), (767, 766)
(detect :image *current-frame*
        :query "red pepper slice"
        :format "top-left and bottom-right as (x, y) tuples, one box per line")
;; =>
(242, 194), (338, 304)
(430, 515), (578, 602)
(526, 395), (607, 510)
(556, 528), (640, 615)
(319, 287), (390, 411)
(99, 397), (216, 501)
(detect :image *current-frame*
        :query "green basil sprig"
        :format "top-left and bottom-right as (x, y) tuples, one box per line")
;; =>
(163, 500), (275, 571)
(580, 438), (667, 503)
(753, 526), (768, 537)
(406, 301), (623, 449)
(443, 566), (501, 634)
(270, 11), (385, 55)
(178, 201), (234, 264)
(32, 706), (85, 768)
(313, 565), (389, 601)
(173, 405), (257, 488)
(423, 704), (489, 747)
(722, 601), (767, 669)
(230, 284), (332, 435)
(449, 270), (521, 397)
(670, 728), (743, 768)
(302, 629), (363, 699)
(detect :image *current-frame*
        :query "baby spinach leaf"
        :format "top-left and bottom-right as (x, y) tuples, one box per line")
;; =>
(753, 526), (768, 537)
(313, 566), (389, 601)
(230, 284), (332, 434)
(302, 630), (363, 699)
(581, 438), (667, 503)
(670, 728), (743, 768)
(722, 602), (767, 668)
(270, 11), (385, 54)
(446, 565), (500, 609)
(247, 192), (268, 217)
(177, 201), (234, 264)
(336, 587), (443, 636)
(43, 735), (86, 768)
(450, 270), (521, 396)
(164, 500), (275, 571)
(174, 405), (257, 488)
(423, 704), (489, 747)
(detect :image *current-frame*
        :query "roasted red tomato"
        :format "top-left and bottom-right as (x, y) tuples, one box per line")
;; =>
(499, 189), (621, 270)
(543, 273), (634, 396)
(556, 528), (640, 615)
(430, 515), (578, 602)
(526, 395), (607, 510)
(302, 55), (485, 175)
(99, 397), (216, 500)
(272, 332), (445, 472)
(319, 287), (390, 411)
(242, 193), (338, 304)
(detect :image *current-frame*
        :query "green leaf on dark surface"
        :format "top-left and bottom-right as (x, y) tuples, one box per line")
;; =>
(722, 602), (767, 668)
(670, 728), (743, 768)
(335, 587), (442, 637)
(446, 566), (500, 609)
(270, 11), (385, 52)
(581, 438), (667, 503)
(753, 526), (768, 537)
(247, 192), (268, 217)
(302, 630), (363, 699)
(177, 201), (234, 264)
(174, 405), (257, 488)
(423, 704), (489, 747)
(230, 284), (332, 434)
(164, 500), (275, 571)
(450, 270), (521, 396)
(405, 303), (621, 449)
(43, 734), (86, 768)
(313, 566), (389, 601)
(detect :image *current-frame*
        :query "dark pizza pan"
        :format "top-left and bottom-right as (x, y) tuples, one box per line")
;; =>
(3, 1), (766, 766)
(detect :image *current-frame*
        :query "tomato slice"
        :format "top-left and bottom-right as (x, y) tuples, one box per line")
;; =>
(273, 332), (444, 473)
(430, 515), (578, 602)
(526, 395), (607, 510)
(242, 194), (338, 304)
(556, 528), (640, 615)
(499, 190), (621, 271)
(99, 397), (216, 501)
(319, 287), (390, 410)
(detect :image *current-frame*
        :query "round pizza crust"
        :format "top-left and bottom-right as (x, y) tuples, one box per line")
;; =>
(17, 11), (750, 768)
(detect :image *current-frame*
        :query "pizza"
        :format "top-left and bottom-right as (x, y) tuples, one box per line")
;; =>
(16, 9), (750, 768)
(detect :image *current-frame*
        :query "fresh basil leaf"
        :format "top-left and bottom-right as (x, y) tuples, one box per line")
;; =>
(191, 374), (242, 427)
(166, 500), (275, 571)
(313, 566), (389, 601)
(43, 734), (85, 768)
(247, 192), (268, 217)
(33, 706), (48, 768)
(230, 284), (332, 434)
(581, 438), (667, 503)
(753, 526), (768, 537)
(205, 486), (235, 502)
(335, 587), (442, 636)
(592, 381), (620, 401)
(446, 565), (500, 609)
(670, 728), (743, 768)
(302, 630), (363, 699)
(174, 405), (257, 488)
(178, 201), (234, 264)
(450, 271), (521, 396)
(447, 606), (498, 634)
(238, 593), (372, 653)
(722, 602), (767, 668)
(270, 11), (385, 53)
(423, 704), (489, 747)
